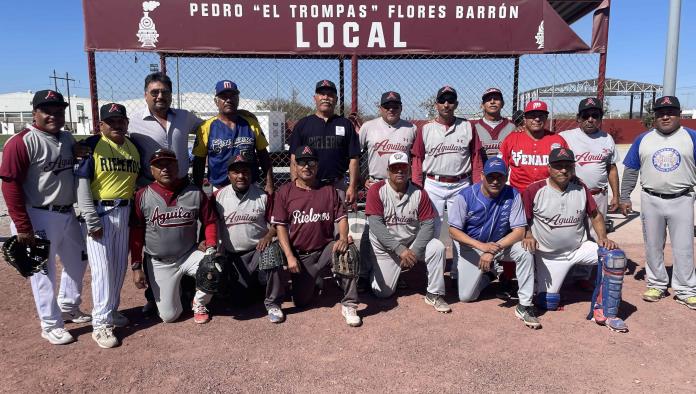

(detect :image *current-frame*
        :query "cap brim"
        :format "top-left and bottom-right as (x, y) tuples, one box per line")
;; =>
(216, 88), (239, 95)
(381, 100), (401, 106)
(34, 102), (69, 109)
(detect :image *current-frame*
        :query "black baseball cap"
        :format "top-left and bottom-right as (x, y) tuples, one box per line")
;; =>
(482, 87), (503, 102)
(436, 86), (457, 101)
(578, 97), (603, 114)
(548, 147), (576, 164)
(380, 91), (402, 106)
(227, 150), (256, 169)
(653, 95), (681, 111)
(32, 90), (69, 109)
(150, 148), (177, 165)
(100, 103), (128, 121)
(315, 80), (337, 94)
(294, 145), (318, 161)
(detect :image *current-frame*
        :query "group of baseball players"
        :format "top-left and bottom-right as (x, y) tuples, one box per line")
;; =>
(2, 72), (695, 349)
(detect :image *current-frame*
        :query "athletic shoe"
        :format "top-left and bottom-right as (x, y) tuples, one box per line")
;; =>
(112, 311), (130, 327)
(592, 307), (608, 325)
(424, 292), (452, 313)
(92, 326), (119, 348)
(605, 317), (629, 333)
(341, 305), (362, 327)
(142, 300), (158, 316)
(267, 307), (285, 324)
(642, 288), (666, 302)
(515, 304), (542, 329)
(675, 296), (696, 310)
(496, 278), (519, 301)
(192, 302), (210, 324)
(61, 309), (92, 324)
(357, 277), (370, 294)
(41, 327), (75, 345)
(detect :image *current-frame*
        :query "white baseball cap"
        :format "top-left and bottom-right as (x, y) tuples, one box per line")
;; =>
(388, 152), (409, 166)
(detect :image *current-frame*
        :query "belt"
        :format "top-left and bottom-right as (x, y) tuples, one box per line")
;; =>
(32, 204), (72, 213)
(589, 187), (607, 195)
(94, 199), (130, 207)
(296, 249), (321, 256)
(642, 188), (692, 199)
(426, 172), (470, 183)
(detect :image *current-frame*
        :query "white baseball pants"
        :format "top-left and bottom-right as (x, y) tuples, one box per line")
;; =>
(535, 241), (599, 294)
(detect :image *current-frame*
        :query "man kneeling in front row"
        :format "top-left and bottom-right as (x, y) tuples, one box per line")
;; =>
(448, 158), (538, 328)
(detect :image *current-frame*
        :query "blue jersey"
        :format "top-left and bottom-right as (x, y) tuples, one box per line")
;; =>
(448, 183), (526, 243)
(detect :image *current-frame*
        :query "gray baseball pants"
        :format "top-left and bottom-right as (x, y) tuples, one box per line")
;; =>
(640, 191), (696, 298)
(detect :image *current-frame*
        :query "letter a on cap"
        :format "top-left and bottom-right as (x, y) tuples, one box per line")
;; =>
(558, 148), (570, 159)
(387, 92), (397, 99)
(662, 97), (672, 105)
(302, 146), (313, 155)
(45, 91), (57, 99)
(109, 103), (120, 112)
(586, 98), (595, 105)
(322, 80), (330, 87)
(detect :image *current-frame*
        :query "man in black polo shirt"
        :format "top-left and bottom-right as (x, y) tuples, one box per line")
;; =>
(289, 80), (361, 204)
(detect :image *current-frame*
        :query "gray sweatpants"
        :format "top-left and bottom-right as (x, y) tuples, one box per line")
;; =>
(227, 249), (284, 310)
(640, 191), (696, 298)
(370, 238), (446, 298)
(455, 241), (534, 306)
(292, 242), (359, 308)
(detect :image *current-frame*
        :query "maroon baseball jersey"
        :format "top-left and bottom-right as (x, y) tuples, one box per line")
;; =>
(270, 181), (346, 252)
(500, 129), (568, 192)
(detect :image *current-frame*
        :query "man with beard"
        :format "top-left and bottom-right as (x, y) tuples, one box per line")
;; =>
(364, 152), (450, 313)
(192, 80), (274, 193)
(0, 90), (89, 344)
(289, 80), (360, 205)
(213, 151), (285, 323)
(620, 96), (696, 310)
(523, 148), (627, 332)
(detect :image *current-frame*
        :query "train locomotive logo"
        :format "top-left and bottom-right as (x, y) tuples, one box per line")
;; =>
(137, 1), (161, 48)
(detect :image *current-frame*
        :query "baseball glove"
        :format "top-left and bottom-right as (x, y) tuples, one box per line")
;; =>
(258, 241), (286, 271)
(331, 243), (360, 278)
(2, 236), (50, 278)
(196, 254), (234, 294)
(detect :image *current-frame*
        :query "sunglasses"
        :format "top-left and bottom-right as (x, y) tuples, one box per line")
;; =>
(296, 159), (317, 168)
(148, 89), (172, 97)
(580, 111), (602, 120)
(436, 97), (456, 104)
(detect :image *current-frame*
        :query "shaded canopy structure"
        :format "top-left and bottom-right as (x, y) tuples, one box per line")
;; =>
(519, 78), (663, 118)
(549, 0), (604, 24)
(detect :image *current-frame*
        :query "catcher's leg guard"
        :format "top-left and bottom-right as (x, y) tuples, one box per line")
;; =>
(588, 247), (628, 332)
(536, 292), (560, 310)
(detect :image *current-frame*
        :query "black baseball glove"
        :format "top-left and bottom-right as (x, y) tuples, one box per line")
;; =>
(196, 253), (235, 294)
(258, 241), (286, 271)
(2, 236), (50, 278)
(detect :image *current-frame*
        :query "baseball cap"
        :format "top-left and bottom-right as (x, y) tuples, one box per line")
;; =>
(315, 80), (337, 94)
(483, 157), (508, 176)
(388, 152), (409, 167)
(482, 88), (503, 101)
(548, 147), (576, 164)
(149, 148), (177, 165)
(524, 100), (549, 114)
(32, 90), (69, 109)
(227, 150), (256, 169)
(215, 80), (239, 95)
(380, 91), (402, 106)
(294, 145), (318, 161)
(578, 97), (603, 114)
(653, 95), (681, 111)
(436, 86), (457, 101)
(100, 103), (128, 121)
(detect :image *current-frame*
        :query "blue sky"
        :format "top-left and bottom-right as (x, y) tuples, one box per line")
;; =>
(1, 1), (695, 112)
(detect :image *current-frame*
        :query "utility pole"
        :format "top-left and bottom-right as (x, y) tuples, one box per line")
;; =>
(663, 0), (681, 96)
(49, 71), (76, 131)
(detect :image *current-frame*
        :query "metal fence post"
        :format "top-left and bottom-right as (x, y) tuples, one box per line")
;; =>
(87, 50), (99, 134)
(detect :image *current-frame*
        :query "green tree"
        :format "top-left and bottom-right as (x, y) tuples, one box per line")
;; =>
(259, 88), (314, 122)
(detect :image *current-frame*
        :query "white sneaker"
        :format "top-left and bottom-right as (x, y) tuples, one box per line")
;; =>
(112, 311), (130, 327)
(267, 307), (285, 324)
(92, 326), (119, 349)
(62, 309), (92, 324)
(341, 305), (362, 327)
(41, 327), (75, 345)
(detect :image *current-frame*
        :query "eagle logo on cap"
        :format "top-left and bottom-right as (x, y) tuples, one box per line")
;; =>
(586, 98), (595, 105)
(387, 92), (397, 99)
(302, 146), (313, 155)
(321, 80), (330, 87)
(45, 91), (57, 100)
(109, 103), (120, 113)
(661, 97), (672, 105)
(441, 86), (453, 93)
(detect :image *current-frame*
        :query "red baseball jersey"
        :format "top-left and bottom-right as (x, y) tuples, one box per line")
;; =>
(499, 129), (568, 192)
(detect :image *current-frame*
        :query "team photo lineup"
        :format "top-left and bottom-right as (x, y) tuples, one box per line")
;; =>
(2, 70), (696, 350)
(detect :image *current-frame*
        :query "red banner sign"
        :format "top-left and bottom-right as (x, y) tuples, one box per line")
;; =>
(83, 0), (589, 55)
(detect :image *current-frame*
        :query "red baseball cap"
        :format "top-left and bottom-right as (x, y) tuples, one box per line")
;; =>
(524, 100), (549, 114)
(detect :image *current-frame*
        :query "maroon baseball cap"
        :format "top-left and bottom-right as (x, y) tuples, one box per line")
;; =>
(524, 100), (549, 114)
(436, 85), (457, 101)
(380, 91), (402, 106)
(482, 88), (503, 101)
(150, 148), (177, 165)
(548, 147), (575, 163)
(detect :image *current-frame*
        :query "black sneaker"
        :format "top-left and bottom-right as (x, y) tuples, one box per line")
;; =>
(515, 304), (541, 329)
(496, 279), (519, 301)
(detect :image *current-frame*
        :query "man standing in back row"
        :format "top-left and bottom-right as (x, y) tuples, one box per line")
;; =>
(470, 88), (518, 162)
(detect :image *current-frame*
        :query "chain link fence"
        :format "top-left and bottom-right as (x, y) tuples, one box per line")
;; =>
(92, 51), (599, 195)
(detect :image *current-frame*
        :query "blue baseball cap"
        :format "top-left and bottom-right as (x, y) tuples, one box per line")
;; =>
(483, 157), (507, 176)
(215, 80), (239, 95)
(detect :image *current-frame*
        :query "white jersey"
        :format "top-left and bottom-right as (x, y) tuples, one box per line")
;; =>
(359, 117), (416, 179)
(412, 118), (477, 177)
(559, 127), (619, 190)
(214, 183), (270, 253)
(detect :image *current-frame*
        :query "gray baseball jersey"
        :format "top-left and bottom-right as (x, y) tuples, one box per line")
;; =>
(214, 183), (270, 252)
(560, 127), (619, 190)
(523, 179), (598, 253)
(623, 127), (696, 194)
(359, 117), (416, 179)
(471, 118), (517, 161)
(411, 118), (478, 177)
